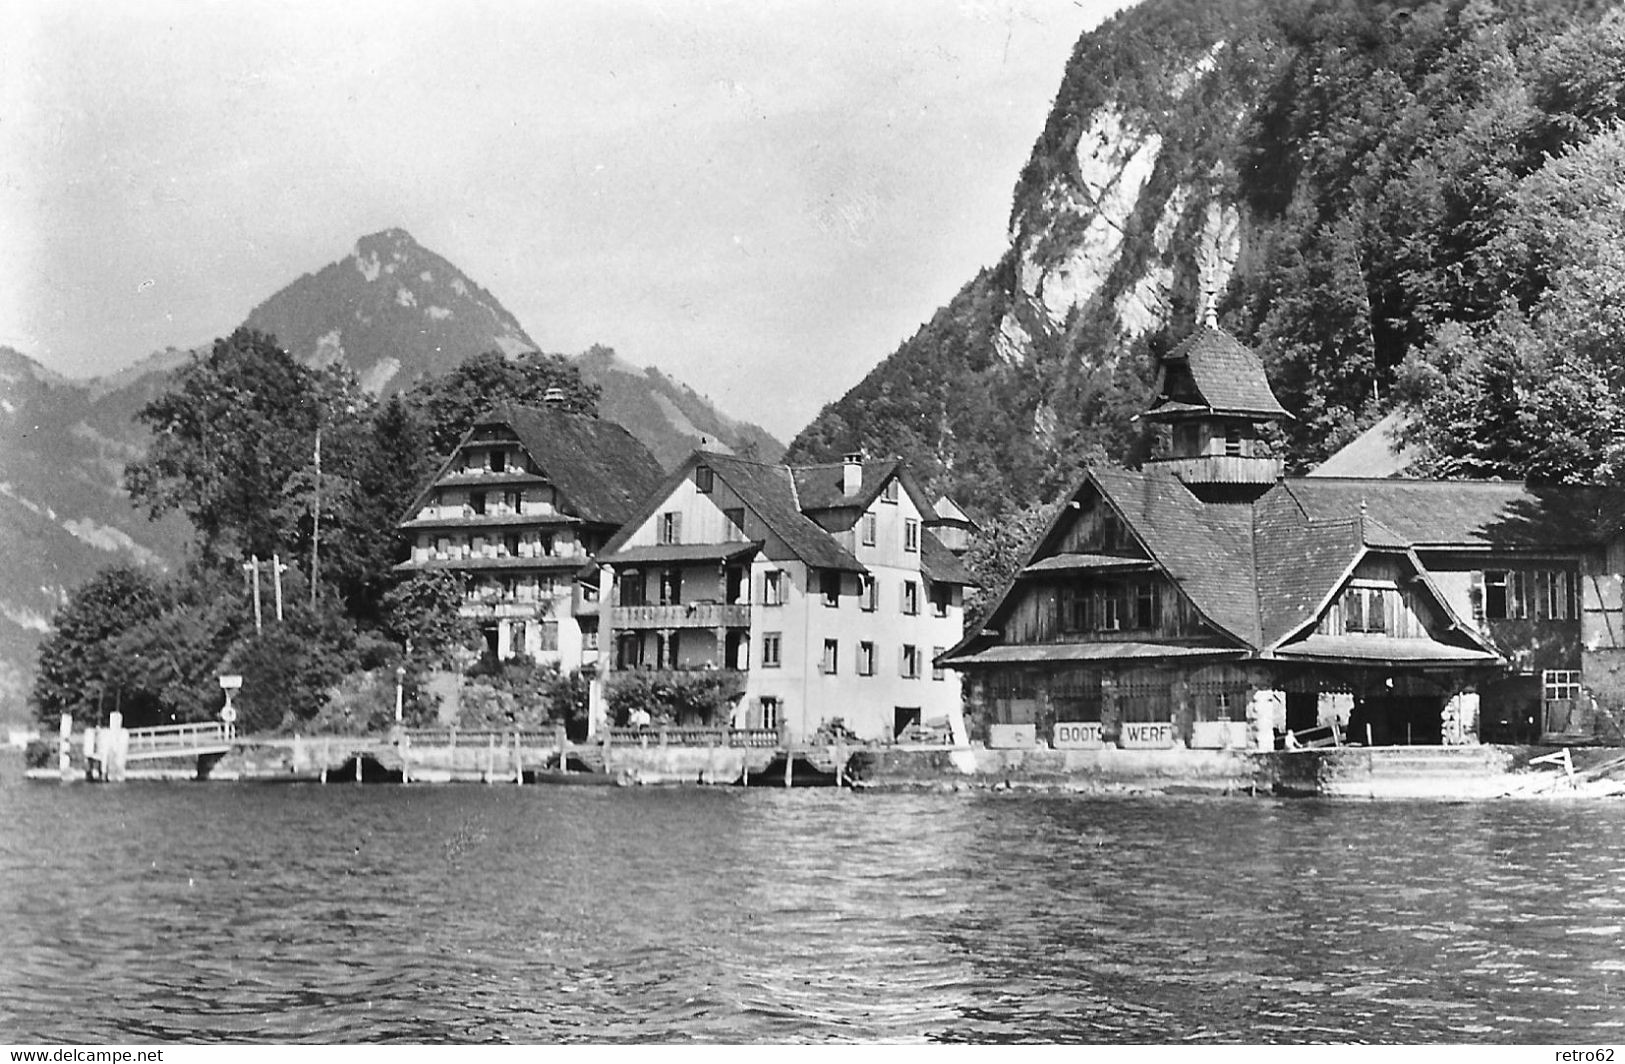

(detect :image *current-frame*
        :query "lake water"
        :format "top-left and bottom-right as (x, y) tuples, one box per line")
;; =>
(3, 756), (1625, 1043)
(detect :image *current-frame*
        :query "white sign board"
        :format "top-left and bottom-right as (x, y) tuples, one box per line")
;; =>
(988, 723), (1036, 749)
(219, 675), (243, 690)
(1120, 721), (1178, 749)
(1052, 721), (1105, 749)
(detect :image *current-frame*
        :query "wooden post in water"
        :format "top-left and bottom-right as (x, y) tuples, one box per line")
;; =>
(401, 733), (411, 785)
(784, 744), (794, 788)
(293, 733), (303, 776)
(58, 713), (71, 782)
(107, 711), (126, 783)
(513, 732), (523, 785)
(354, 751), (363, 785)
(835, 740), (846, 789)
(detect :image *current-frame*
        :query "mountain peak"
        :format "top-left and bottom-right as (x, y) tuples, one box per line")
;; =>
(244, 229), (537, 393)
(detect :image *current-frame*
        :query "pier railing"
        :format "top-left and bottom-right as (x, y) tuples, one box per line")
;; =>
(605, 726), (780, 747)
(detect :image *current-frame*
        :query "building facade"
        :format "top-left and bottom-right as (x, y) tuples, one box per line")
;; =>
(593, 451), (975, 743)
(395, 402), (665, 670)
(942, 326), (1625, 750)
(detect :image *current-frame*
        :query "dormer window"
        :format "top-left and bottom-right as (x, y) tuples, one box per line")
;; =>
(695, 465), (714, 494)
(882, 480), (898, 504)
(491, 449), (507, 473)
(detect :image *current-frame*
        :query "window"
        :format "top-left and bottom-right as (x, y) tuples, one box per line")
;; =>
(932, 646), (946, 681)
(657, 631), (679, 670)
(582, 624), (599, 651)
(821, 570), (842, 608)
(618, 569), (645, 608)
(658, 511), (681, 545)
(695, 465), (714, 493)
(901, 644), (921, 679)
(882, 480), (898, 503)
(862, 512), (877, 547)
(1343, 587), (1389, 634)
(859, 573), (877, 611)
(902, 579), (920, 616)
(491, 449), (507, 473)
(1485, 570), (1575, 621)
(503, 533), (520, 557)
(931, 583), (951, 618)
(1103, 589), (1123, 631)
(760, 697), (782, 731)
(1133, 582), (1160, 630)
(1544, 669), (1582, 704)
(659, 568), (682, 606)
(471, 491), (487, 515)
(1060, 585), (1094, 632)
(1223, 427), (1243, 457)
(763, 570), (783, 606)
(509, 620), (527, 658)
(858, 641), (876, 676)
(724, 507), (746, 540)
(762, 632), (782, 668)
(616, 633), (643, 669)
(904, 518), (919, 552)
(821, 639), (839, 674)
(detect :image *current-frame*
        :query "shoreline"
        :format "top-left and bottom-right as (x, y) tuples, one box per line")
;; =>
(12, 740), (1625, 799)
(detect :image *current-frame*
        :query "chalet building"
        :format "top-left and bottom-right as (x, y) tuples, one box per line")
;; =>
(395, 401), (664, 669)
(941, 326), (1625, 751)
(592, 451), (976, 743)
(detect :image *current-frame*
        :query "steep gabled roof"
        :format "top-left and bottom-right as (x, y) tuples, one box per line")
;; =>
(1144, 326), (1290, 421)
(597, 451), (866, 573)
(490, 403), (665, 526)
(1281, 478), (1616, 550)
(791, 458), (937, 521)
(920, 530), (976, 586)
(1253, 487), (1365, 646)
(1091, 466), (1263, 646)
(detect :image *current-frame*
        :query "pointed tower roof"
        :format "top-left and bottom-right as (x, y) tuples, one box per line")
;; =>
(1142, 326), (1291, 422)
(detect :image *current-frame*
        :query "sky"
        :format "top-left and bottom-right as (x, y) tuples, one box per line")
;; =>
(2, 0), (1130, 441)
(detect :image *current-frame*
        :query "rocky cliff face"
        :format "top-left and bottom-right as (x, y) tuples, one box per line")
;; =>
(791, 0), (1620, 517)
(789, 0), (1272, 513)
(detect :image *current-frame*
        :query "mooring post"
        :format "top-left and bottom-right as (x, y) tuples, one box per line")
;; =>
(58, 713), (71, 782)
(835, 740), (846, 789)
(354, 751), (363, 785)
(107, 711), (126, 783)
(784, 744), (794, 788)
(401, 733), (411, 785)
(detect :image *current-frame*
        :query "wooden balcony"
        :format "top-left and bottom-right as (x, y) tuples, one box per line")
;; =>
(460, 600), (549, 619)
(612, 602), (752, 629)
(1146, 454), (1282, 485)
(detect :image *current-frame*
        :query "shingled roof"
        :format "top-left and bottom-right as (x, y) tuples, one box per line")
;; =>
(791, 457), (936, 518)
(1279, 478), (1616, 550)
(488, 404), (665, 526)
(596, 451), (867, 573)
(1091, 466), (1263, 646)
(1144, 326), (1290, 422)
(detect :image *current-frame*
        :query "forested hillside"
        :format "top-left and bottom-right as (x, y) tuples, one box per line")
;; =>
(789, 0), (1625, 518)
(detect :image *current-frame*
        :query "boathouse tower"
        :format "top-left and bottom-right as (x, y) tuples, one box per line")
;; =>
(1140, 326), (1291, 502)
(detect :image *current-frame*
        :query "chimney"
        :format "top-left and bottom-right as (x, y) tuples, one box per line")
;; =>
(543, 387), (566, 406)
(842, 451), (864, 497)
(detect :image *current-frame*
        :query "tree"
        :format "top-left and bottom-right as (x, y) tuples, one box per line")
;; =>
(125, 328), (368, 563)
(381, 572), (481, 668)
(31, 566), (170, 727)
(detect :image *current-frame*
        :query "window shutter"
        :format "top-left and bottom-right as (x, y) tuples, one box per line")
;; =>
(1469, 570), (1485, 624)
(672, 511), (682, 545)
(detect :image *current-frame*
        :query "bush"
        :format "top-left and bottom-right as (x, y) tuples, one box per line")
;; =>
(604, 670), (744, 727)
(24, 738), (56, 770)
(455, 660), (588, 731)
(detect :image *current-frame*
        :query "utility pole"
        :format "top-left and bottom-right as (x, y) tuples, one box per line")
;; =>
(310, 425), (322, 609)
(244, 556), (263, 633)
(272, 553), (287, 622)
